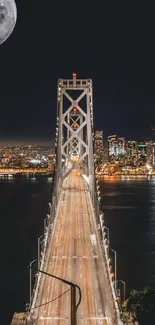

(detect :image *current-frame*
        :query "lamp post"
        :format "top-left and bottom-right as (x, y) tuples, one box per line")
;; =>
(44, 215), (51, 235)
(38, 235), (43, 269)
(111, 249), (117, 294)
(119, 280), (126, 303)
(103, 226), (110, 253)
(29, 259), (37, 306)
(28, 266), (81, 325)
(113, 280), (126, 303)
(44, 217), (48, 232)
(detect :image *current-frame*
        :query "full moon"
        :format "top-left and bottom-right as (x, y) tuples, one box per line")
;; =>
(0, 0), (17, 45)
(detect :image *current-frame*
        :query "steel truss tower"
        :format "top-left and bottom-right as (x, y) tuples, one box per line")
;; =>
(55, 74), (95, 201)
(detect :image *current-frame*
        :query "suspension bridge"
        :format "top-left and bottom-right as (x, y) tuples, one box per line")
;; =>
(11, 75), (123, 325)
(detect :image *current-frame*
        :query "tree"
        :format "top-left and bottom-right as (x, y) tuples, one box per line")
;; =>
(122, 287), (155, 324)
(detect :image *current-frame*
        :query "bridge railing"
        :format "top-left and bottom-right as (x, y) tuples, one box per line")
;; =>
(98, 209), (123, 325)
(28, 171), (61, 317)
(90, 182), (123, 325)
(29, 207), (54, 313)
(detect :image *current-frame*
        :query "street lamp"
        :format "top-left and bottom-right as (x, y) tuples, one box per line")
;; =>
(111, 249), (117, 294)
(29, 259), (38, 306)
(44, 217), (49, 232)
(44, 215), (51, 236)
(38, 235), (43, 269)
(103, 226), (110, 253)
(99, 211), (104, 223)
(118, 280), (126, 303)
(28, 266), (81, 325)
(113, 280), (126, 303)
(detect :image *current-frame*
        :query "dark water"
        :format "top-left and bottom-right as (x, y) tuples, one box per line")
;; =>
(0, 176), (52, 325)
(1, 176), (155, 324)
(100, 176), (155, 297)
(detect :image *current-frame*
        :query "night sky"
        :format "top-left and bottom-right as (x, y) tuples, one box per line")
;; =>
(0, 2), (152, 144)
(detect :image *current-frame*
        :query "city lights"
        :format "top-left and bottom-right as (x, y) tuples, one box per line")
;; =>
(94, 132), (155, 176)
(0, 145), (55, 175)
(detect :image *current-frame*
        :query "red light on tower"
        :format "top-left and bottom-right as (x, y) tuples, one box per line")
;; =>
(73, 107), (77, 112)
(73, 123), (77, 128)
(72, 72), (77, 78)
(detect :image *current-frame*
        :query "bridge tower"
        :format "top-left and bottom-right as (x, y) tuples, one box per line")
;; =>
(55, 74), (95, 202)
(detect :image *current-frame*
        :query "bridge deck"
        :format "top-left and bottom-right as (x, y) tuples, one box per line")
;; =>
(33, 171), (114, 325)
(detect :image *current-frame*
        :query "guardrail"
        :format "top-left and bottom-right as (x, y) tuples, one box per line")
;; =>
(98, 210), (123, 325)
(27, 185), (63, 323)
(89, 184), (123, 325)
(93, 176), (123, 324)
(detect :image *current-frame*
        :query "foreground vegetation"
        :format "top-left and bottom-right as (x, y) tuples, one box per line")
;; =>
(121, 287), (155, 324)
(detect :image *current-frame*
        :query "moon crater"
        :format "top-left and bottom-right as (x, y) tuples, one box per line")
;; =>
(0, 0), (17, 45)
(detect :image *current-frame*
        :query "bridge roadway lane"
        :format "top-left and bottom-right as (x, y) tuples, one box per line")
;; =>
(34, 170), (113, 325)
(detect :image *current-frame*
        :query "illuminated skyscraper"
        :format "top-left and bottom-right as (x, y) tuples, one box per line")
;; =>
(152, 143), (155, 166)
(107, 135), (117, 157)
(126, 141), (138, 165)
(107, 135), (125, 162)
(118, 137), (125, 155)
(137, 141), (147, 166)
(146, 141), (153, 165)
(145, 141), (155, 167)
(94, 130), (103, 164)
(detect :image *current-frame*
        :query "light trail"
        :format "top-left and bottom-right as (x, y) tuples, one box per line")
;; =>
(32, 171), (115, 325)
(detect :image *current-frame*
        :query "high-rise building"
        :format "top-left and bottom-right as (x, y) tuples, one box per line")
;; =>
(102, 147), (109, 163)
(94, 130), (103, 164)
(125, 141), (138, 165)
(118, 137), (125, 155)
(145, 141), (155, 167)
(146, 141), (153, 166)
(152, 143), (155, 166)
(137, 141), (147, 166)
(107, 135), (117, 157)
(108, 135), (125, 162)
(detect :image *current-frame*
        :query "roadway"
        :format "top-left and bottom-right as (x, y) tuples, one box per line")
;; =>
(32, 170), (115, 325)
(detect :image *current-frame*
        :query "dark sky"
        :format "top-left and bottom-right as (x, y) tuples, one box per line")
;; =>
(0, 1), (152, 144)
